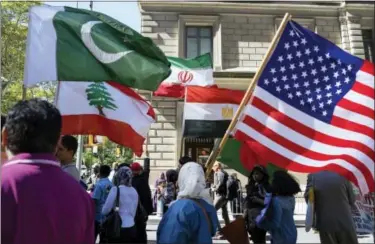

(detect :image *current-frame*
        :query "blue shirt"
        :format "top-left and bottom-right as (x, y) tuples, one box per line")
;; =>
(157, 199), (219, 244)
(92, 178), (113, 222)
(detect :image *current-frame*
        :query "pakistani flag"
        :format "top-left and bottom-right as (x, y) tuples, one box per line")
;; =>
(24, 5), (171, 91)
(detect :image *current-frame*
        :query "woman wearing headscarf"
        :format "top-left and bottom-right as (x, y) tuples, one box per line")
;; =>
(102, 167), (139, 243)
(157, 162), (219, 244)
(244, 165), (271, 244)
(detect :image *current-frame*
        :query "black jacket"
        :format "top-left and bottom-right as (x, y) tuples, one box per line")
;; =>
(131, 158), (153, 215)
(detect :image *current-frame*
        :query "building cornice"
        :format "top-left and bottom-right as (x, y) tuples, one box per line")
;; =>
(345, 3), (375, 17)
(139, 1), (343, 16)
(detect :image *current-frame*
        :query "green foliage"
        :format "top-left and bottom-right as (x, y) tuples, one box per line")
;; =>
(83, 138), (133, 168)
(1, 1), (56, 114)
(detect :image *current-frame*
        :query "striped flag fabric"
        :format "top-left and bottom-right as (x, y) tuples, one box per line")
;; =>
(183, 86), (244, 137)
(234, 20), (374, 194)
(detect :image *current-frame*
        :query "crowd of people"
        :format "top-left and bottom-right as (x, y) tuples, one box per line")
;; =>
(1, 98), (362, 244)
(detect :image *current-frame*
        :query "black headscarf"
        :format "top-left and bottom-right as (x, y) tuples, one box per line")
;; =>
(247, 165), (271, 193)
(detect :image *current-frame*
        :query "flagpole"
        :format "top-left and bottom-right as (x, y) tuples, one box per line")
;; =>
(75, 0), (93, 174)
(204, 13), (292, 178)
(146, 91), (152, 159)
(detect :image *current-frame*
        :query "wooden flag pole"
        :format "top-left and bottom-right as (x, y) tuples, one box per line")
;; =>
(204, 13), (292, 178)
(145, 91), (153, 158)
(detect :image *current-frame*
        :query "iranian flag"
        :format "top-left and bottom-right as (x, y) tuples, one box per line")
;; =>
(24, 5), (171, 91)
(153, 53), (214, 98)
(183, 86), (244, 138)
(55, 81), (155, 156)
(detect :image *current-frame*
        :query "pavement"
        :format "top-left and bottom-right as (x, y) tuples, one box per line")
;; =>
(97, 222), (374, 243)
(97, 214), (374, 243)
(145, 223), (374, 244)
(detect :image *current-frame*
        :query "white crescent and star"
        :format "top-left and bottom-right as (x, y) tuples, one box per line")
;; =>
(80, 21), (133, 64)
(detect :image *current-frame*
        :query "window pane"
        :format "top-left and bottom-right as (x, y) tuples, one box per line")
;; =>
(187, 27), (197, 37)
(200, 28), (212, 37)
(200, 38), (212, 56)
(186, 37), (198, 59)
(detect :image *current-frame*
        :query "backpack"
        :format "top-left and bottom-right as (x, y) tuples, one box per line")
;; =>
(227, 178), (239, 201)
(102, 187), (122, 239)
(217, 171), (229, 196)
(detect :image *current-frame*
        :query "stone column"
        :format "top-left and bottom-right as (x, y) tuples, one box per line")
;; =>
(338, 8), (351, 52)
(347, 15), (365, 58)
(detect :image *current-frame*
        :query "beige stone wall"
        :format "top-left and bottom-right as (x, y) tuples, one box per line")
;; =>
(316, 18), (342, 46)
(141, 13), (179, 56)
(221, 15), (273, 70)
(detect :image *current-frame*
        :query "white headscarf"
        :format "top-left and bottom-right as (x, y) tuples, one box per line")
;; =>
(175, 162), (213, 205)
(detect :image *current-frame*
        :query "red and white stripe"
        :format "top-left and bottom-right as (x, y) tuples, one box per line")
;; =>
(235, 61), (374, 194)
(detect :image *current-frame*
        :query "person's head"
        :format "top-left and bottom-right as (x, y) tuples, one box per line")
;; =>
(159, 172), (166, 180)
(112, 162), (119, 171)
(166, 169), (178, 183)
(2, 99), (62, 158)
(130, 162), (142, 175)
(113, 166), (133, 186)
(212, 161), (222, 172)
(231, 173), (238, 180)
(177, 162), (209, 201)
(56, 135), (78, 165)
(92, 164), (100, 175)
(249, 165), (269, 184)
(117, 161), (131, 170)
(179, 156), (193, 166)
(1, 115), (7, 163)
(99, 164), (111, 179)
(271, 171), (301, 196)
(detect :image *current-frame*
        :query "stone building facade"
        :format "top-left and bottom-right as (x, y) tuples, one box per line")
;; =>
(137, 1), (374, 183)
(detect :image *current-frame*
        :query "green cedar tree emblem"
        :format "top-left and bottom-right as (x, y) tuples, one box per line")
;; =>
(85, 82), (118, 116)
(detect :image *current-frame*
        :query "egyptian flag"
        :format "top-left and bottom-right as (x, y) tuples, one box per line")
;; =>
(183, 86), (245, 138)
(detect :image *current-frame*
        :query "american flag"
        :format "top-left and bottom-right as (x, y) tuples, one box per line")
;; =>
(234, 21), (374, 194)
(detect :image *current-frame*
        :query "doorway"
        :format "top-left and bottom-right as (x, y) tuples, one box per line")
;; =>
(183, 138), (214, 164)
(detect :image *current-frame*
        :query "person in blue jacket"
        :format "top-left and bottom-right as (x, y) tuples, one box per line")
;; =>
(157, 162), (219, 244)
(257, 170), (301, 244)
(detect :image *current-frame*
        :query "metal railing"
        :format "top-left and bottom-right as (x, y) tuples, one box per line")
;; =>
(150, 186), (374, 217)
(150, 186), (308, 216)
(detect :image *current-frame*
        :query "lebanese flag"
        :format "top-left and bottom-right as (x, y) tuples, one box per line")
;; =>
(153, 53), (214, 98)
(56, 81), (155, 156)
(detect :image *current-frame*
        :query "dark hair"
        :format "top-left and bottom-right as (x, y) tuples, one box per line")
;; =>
(1, 115), (6, 130)
(5, 99), (61, 154)
(179, 156), (192, 166)
(166, 169), (178, 183)
(99, 165), (111, 178)
(271, 171), (301, 196)
(61, 135), (78, 155)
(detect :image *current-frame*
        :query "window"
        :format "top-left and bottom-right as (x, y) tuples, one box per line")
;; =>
(362, 29), (374, 62)
(185, 26), (213, 59)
